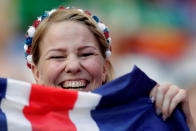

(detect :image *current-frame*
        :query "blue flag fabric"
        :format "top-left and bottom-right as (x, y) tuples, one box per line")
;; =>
(92, 66), (189, 131)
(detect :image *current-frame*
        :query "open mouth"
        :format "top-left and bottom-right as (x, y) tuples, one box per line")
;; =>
(60, 80), (89, 90)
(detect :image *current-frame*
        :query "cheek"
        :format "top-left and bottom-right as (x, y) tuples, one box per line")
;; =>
(39, 61), (64, 85)
(82, 57), (105, 80)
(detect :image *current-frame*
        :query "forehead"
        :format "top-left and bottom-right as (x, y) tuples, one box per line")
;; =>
(40, 21), (99, 50)
(45, 21), (93, 40)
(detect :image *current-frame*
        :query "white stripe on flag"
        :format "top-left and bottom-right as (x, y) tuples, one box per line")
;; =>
(69, 92), (101, 131)
(1, 79), (32, 131)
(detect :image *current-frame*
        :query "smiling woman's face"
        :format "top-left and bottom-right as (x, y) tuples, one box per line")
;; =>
(31, 21), (108, 91)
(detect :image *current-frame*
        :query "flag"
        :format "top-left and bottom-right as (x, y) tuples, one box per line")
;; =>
(0, 66), (189, 131)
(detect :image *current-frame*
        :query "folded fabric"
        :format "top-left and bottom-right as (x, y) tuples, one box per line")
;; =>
(0, 66), (189, 131)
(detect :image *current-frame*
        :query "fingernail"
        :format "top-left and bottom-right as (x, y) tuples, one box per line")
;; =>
(156, 108), (161, 115)
(162, 115), (167, 121)
(150, 96), (155, 103)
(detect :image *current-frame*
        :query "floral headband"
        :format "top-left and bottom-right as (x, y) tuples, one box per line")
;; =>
(24, 6), (112, 69)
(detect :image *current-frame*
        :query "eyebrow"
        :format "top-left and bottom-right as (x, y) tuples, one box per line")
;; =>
(78, 45), (98, 51)
(45, 45), (99, 56)
(45, 48), (67, 57)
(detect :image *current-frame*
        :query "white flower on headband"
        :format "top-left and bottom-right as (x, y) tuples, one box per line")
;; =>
(47, 9), (57, 16)
(27, 26), (36, 37)
(27, 55), (32, 64)
(24, 44), (28, 51)
(106, 50), (111, 59)
(38, 17), (42, 21)
(98, 23), (106, 33)
(77, 9), (84, 13)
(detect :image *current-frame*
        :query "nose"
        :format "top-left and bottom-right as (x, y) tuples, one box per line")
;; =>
(64, 55), (81, 74)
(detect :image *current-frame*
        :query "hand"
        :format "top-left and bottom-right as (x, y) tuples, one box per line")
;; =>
(149, 83), (196, 130)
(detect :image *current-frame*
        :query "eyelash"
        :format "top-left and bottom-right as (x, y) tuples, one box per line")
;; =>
(80, 53), (94, 57)
(50, 56), (65, 59)
(49, 53), (95, 60)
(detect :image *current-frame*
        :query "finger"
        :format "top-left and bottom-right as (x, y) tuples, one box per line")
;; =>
(180, 92), (194, 129)
(155, 83), (170, 114)
(169, 89), (186, 116)
(149, 84), (159, 103)
(161, 85), (179, 118)
(181, 92), (190, 117)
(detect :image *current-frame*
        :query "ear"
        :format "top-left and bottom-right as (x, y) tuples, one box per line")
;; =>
(31, 63), (40, 83)
(102, 59), (109, 83)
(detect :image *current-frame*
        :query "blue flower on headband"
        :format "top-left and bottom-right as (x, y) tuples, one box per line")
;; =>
(92, 15), (99, 22)
(25, 37), (32, 45)
(41, 13), (49, 21)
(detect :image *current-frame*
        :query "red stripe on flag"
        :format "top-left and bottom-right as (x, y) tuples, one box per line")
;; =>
(23, 84), (78, 131)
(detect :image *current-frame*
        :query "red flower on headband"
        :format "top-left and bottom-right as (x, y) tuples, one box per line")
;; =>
(59, 6), (66, 10)
(85, 11), (92, 16)
(104, 32), (109, 39)
(33, 20), (41, 28)
(26, 46), (32, 54)
(27, 62), (31, 69)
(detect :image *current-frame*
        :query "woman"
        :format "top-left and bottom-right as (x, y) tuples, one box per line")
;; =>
(24, 7), (195, 130)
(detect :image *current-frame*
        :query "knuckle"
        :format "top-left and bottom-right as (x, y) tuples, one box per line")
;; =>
(170, 85), (179, 90)
(163, 82), (171, 87)
(157, 85), (164, 92)
(157, 84), (169, 92)
(180, 89), (188, 100)
(181, 89), (187, 95)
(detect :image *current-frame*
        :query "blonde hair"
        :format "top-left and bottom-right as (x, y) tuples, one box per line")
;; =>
(31, 9), (114, 83)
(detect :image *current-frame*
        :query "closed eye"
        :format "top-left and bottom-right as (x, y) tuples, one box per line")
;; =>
(80, 53), (94, 57)
(50, 56), (65, 59)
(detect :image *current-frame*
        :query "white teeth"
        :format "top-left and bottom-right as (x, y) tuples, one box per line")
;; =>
(62, 80), (86, 88)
